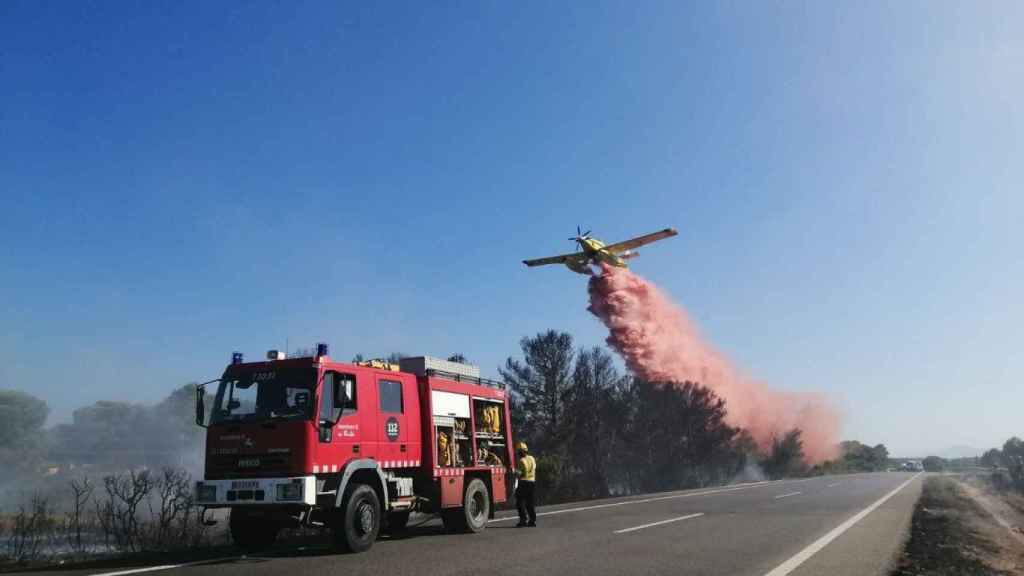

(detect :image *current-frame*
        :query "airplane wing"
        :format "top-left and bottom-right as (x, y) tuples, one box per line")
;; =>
(523, 252), (585, 267)
(603, 228), (678, 253)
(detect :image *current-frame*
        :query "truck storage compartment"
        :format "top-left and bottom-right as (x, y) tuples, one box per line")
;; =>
(431, 390), (472, 467)
(473, 398), (506, 466)
(434, 415), (471, 467)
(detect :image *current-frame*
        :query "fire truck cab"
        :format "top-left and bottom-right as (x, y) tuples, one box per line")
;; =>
(194, 345), (513, 553)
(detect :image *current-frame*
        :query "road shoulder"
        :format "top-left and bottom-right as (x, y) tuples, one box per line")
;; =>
(785, 473), (922, 576)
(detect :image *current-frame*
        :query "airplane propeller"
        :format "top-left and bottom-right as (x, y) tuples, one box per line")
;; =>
(569, 226), (592, 243)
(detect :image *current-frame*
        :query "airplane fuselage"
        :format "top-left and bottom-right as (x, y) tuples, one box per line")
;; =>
(572, 237), (627, 272)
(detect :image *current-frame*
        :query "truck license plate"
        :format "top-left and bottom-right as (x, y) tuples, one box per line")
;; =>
(231, 480), (259, 489)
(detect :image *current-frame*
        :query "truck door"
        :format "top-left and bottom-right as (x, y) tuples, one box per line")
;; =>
(320, 370), (377, 468)
(376, 375), (409, 466)
(354, 369), (379, 461)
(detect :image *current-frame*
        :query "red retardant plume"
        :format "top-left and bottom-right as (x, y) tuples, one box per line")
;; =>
(588, 264), (840, 463)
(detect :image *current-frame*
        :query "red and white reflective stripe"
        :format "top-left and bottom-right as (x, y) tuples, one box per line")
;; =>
(379, 460), (421, 468)
(314, 460), (423, 473)
(434, 468), (465, 477)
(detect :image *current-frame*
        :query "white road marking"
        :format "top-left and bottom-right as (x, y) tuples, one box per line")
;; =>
(90, 556), (245, 576)
(92, 566), (184, 576)
(827, 482), (841, 487)
(774, 491), (802, 499)
(762, 472), (923, 576)
(614, 512), (704, 534)
(490, 479), (795, 523)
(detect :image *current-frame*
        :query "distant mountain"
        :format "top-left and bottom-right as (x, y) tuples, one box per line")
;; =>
(937, 445), (982, 459)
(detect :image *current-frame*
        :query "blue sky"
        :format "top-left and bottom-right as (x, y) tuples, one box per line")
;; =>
(2, 1), (1020, 457)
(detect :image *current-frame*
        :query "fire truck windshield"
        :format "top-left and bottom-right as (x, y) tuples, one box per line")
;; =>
(210, 368), (317, 425)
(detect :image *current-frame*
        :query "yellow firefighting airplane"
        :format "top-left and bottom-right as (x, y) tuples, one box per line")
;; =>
(523, 226), (678, 275)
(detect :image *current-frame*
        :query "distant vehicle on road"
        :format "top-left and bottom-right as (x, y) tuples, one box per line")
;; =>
(900, 460), (923, 472)
(194, 347), (514, 553)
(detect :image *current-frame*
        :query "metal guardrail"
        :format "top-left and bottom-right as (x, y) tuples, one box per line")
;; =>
(425, 369), (506, 390)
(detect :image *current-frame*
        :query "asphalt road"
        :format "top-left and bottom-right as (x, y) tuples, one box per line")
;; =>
(35, 472), (923, 576)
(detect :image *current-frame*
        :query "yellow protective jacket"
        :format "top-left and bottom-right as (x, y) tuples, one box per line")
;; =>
(517, 454), (536, 482)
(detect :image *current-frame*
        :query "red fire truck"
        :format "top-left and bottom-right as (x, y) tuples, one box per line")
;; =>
(194, 345), (513, 553)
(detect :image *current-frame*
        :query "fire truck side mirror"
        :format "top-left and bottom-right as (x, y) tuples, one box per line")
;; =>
(195, 388), (207, 428)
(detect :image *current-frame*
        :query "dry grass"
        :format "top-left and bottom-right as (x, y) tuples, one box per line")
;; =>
(891, 475), (1024, 576)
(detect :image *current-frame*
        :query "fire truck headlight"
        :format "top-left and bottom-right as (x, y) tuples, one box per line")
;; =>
(276, 482), (303, 502)
(197, 483), (217, 503)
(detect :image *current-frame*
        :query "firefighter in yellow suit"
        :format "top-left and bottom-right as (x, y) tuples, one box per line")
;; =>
(515, 442), (537, 527)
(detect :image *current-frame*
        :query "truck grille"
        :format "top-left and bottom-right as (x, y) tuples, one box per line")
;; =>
(206, 454), (294, 478)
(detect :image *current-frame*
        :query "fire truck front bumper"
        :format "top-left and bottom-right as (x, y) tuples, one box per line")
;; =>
(195, 476), (316, 507)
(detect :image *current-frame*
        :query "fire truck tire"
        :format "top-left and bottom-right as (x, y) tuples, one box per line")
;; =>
(385, 511), (410, 534)
(461, 478), (490, 533)
(333, 483), (381, 553)
(229, 509), (279, 552)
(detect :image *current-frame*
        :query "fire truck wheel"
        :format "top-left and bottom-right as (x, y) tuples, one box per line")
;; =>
(334, 483), (381, 553)
(461, 478), (490, 533)
(229, 509), (279, 552)
(385, 511), (410, 534)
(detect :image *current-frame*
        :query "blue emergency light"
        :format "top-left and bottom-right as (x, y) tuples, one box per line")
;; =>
(232, 352), (244, 364)
(316, 343), (329, 357)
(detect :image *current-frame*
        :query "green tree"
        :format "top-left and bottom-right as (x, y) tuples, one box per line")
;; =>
(150, 383), (206, 468)
(922, 455), (946, 472)
(871, 444), (889, 469)
(836, 440), (888, 472)
(980, 448), (1002, 468)
(838, 440), (869, 471)
(49, 384), (208, 472)
(154, 383), (203, 435)
(0, 389), (50, 475)
(628, 380), (739, 491)
(762, 429), (806, 479)
(500, 330), (575, 449)
(500, 330), (576, 501)
(0, 390), (49, 445)
(52, 401), (150, 467)
(1002, 437), (1024, 484)
(723, 429), (763, 482)
(563, 347), (629, 498)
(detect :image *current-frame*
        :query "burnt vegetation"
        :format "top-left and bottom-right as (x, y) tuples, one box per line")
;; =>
(891, 476), (1011, 576)
(0, 468), (214, 566)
